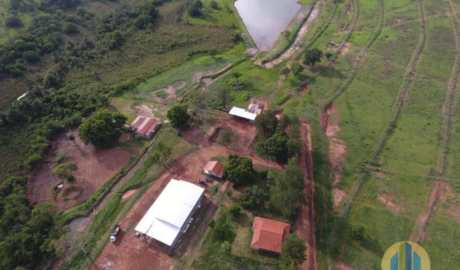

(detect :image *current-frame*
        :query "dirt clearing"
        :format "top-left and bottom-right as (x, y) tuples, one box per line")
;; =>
(91, 121), (280, 269)
(28, 131), (131, 210)
(378, 191), (402, 212)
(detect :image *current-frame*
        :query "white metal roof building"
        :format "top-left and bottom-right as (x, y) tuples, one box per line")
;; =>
(135, 179), (205, 247)
(229, 107), (257, 122)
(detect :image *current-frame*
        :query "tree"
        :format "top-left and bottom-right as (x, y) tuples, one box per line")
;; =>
(263, 132), (289, 162)
(287, 138), (301, 157)
(151, 142), (171, 164)
(280, 234), (307, 266)
(291, 62), (304, 76)
(188, 0), (204, 17)
(282, 30), (291, 39)
(271, 158), (305, 220)
(255, 110), (278, 137)
(232, 72), (242, 83)
(303, 48), (323, 67)
(53, 162), (78, 181)
(5, 16), (23, 28)
(78, 109), (127, 148)
(278, 114), (292, 131)
(325, 52), (333, 60)
(167, 105), (191, 130)
(217, 87), (231, 108)
(349, 225), (365, 241)
(224, 154), (256, 187)
(238, 186), (267, 208)
(227, 203), (241, 217)
(210, 0), (219, 9)
(212, 214), (235, 242)
(280, 67), (290, 75)
(23, 51), (41, 63)
(63, 22), (79, 34)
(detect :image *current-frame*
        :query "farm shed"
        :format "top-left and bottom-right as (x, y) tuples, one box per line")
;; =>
(135, 179), (205, 248)
(203, 161), (224, 178)
(130, 116), (161, 139)
(229, 107), (257, 123)
(251, 217), (291, 254)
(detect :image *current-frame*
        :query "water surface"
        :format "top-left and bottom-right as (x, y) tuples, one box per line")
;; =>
(235, 0), (301, 51)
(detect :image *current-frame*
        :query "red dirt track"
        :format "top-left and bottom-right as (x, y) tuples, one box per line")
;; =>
(28, 131), (131, 210)
(91, 120), (282, 270)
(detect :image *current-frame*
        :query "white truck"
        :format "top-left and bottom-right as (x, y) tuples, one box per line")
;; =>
(110, 225), (121, 243)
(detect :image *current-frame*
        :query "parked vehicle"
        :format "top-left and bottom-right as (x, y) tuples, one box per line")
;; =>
(110, 225), (121, 242)
(205, 178), (212, 183)
(198, 179), (208, 186)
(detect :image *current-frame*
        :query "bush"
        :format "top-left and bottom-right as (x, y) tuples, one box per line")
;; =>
(217, 129), (233, 145)
(188, 0), (203, 17)
(211, 214), (235, 242)
(210, 1), (219, 9)
(23, 153), (42, 168)
(349, 225), (365, 241)
(23, 51), (41, 63)
(227, 203), (241, 217)
(5, 16), (23, 27)
(63, 22), (79, 34)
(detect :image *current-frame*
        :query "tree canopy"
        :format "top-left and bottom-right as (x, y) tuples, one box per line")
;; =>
(53, 162), (78, 181)
(263, 132), (289, 162)
(167, 105), (191, 130)
(224, 154), (256, 187)
(78, 109), (127, 148)
(291, 62), (304, 76)
(271, 158), (305, 220)
(280, 234), (307, 267)
(211, 214), (235, 242)
(303, 48), (323, 67)
(255, 109), (278, 137)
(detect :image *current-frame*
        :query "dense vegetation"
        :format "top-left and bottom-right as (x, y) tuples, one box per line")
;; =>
(0, 0), (240, 268)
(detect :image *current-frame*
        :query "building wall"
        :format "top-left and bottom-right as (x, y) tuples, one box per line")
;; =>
(170, 192), (205, 248)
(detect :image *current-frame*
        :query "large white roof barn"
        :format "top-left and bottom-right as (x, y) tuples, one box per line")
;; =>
(135, 179), (205, 247)
(229, 106), (257, 122)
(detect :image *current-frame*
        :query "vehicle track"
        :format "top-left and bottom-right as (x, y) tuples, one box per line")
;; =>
(369, 0), (428, 162)
(322, 0), (385, 266)
(438, 0), (460, 175)
(321, 0), (384, 111)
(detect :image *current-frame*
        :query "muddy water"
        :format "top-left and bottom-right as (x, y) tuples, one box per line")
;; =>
(235, 0), (301, 51)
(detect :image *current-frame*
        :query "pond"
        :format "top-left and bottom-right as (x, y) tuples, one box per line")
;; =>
(235, 0), (301, 51)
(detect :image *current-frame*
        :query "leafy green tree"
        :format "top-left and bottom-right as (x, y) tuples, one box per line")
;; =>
(278, 114), (292, 131)
(291, 62), (304, 76)
(238, 186), (267, 209)
(303, 48), (323, 67)
(210, 0), (219, 9)
(78, 109), (127, 148)
(271, 158), (305, 220)
(255, 110), (278, 137)
(23, 51), (41, 63)
(151, 142), (172, 164)
(188, 0), (204, 17)
(349, 225), (365, 241)
(23, 153), (42, 168)
(224, 154), (256, 187)
(263, 132), (289, 161)
(212, 214), (235, 242)
(53, 162), (78, 181)
(287, 138), (301, 157)
(217, 87), (232, 108)
(232, 72), (242, 83)
(280, 234), (307, 266)
(280, 67), (290, 75)
(5, 16), (23, 27)
(167, 105), (191, 130)
(63, 22), (79, 34)
(227, 203), (241, 217)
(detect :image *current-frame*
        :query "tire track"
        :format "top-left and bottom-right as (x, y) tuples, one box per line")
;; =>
(438, 0), (460, 175)
(324, 0), (385, 267)
(321, 0), (384, 110)
(369, 0), (428, 162)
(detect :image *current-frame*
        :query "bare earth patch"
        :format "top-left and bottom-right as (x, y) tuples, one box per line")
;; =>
(118, 133), (131, 143)
(333, 189), (346, 211)
(91, 121), (280, 270)
(28, 131), (131, 210)
(136, 104), (153, 116)
(151, 82), (185, 104)
(378, 191), (402, 212)
(121, 189), (138, 201)
(410, 181), (441, 242)
(300, 84), (309, 95)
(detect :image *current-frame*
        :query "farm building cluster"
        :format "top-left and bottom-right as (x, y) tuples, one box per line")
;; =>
(229, 100), (265, 123)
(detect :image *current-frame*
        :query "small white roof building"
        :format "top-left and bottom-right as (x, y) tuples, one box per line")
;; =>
(229, 107), (257, 121)
(135, 179), (205, 247)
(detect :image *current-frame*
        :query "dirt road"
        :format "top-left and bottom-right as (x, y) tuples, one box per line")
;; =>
(297, 120), (317, 270)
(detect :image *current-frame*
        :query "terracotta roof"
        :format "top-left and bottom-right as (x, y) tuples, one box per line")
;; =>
(251, 217), (291, 253)
(130, 116), (161, 136)
(203, 161), (224, 176)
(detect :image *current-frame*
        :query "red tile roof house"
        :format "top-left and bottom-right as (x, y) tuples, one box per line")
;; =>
(251, 217), (291, 254)
(202, 161), (224, 179)
(130, 116), (161, 139)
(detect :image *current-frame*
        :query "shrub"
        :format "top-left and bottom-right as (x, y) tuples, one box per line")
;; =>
(217, 129), (233, 145)
(63, 22), (79, 34)
(23, 51), (41, 63)
(210, 1), (219, 9)
(23, 153), (42, 168)
(227, 203), (241, 217)
(5, 16), (23, 27)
